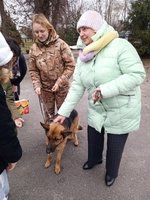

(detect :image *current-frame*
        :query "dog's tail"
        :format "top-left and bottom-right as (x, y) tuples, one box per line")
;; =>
(78, 125), (83, 130)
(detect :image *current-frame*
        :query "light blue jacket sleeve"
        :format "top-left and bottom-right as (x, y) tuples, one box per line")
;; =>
(58, 60), (86, 117)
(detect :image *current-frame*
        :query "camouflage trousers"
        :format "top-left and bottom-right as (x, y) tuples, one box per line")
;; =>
(40, 85), (69, 122)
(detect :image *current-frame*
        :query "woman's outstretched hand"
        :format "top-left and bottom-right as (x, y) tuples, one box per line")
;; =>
(53, 115), (66, 124)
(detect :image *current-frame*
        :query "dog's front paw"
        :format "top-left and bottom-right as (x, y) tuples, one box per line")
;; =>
(73, 134), (79, 146)
(44, 154), (52, 168)
(55, 166), (61, 174)
(73, 137), (79, 146)
(44, 160), (51, 168)
(74, 140), (79, 146)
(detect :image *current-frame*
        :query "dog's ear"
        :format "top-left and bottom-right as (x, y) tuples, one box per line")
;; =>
(61, 130), (72, 138)
(40, 122), (49, 131)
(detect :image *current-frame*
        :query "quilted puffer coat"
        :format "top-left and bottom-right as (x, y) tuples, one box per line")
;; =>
(58, 21), (146, 134)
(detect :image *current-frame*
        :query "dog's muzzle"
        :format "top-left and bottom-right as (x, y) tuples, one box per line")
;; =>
(46, 145), (55, 154)
(46, 147), (51, 154)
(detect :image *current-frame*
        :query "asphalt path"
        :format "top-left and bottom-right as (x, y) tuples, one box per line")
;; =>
(8, 61), (150, 200)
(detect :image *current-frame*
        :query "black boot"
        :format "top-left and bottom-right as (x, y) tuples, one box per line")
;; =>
(82, 160), (102, 170)
(105, 174), (116, 187)
(85, 126), (104, 170)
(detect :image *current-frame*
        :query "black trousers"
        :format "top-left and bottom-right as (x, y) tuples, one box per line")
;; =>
(14, 85), (20, 101)
(87, 125), (128, 178)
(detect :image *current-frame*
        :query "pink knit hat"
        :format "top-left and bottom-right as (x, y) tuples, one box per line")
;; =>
(77, 10), (104, 32)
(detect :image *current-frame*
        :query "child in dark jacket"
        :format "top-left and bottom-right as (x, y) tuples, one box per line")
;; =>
(6, 38), (27, 101)
(0, 32), (22, 200)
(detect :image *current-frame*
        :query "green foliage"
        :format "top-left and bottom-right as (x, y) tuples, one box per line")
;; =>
(127, 0), (150, 57)
(59, 26), (79, 46)
(130, 30), (150, 57)
(129, 0), (150, 31)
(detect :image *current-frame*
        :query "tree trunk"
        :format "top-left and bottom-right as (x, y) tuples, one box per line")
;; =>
(0, 0), (8, 34)
(34, 0), (50, 19)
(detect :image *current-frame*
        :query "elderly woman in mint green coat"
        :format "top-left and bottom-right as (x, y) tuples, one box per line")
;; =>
(54, 10), (146, 186)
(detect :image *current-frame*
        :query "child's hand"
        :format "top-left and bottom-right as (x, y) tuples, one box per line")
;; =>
(12, 85), (17, 92)
(7, 162), (17, 171)
(15, 118), (24, 128)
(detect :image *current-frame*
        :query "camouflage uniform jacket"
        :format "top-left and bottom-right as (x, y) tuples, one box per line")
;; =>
(29, 34), (75, 92)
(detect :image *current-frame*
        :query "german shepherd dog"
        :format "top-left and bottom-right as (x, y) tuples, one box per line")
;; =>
(40, 110), (82, 174)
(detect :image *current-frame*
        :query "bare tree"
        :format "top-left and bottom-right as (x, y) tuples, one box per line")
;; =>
(50, 0), (69, 29)
(4, 0), (69, 29)
(104, 0), (114, 24)
(94, 0), (103, 14)
(33, 0), (50, 18)
(94, 0), (131, 30)
(1, 0), (132, 42)
(0, 0), (7, 31)
(0, 0), (22, 42)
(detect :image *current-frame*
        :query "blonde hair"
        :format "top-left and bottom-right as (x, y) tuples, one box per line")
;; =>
(0, 60), (13, 84)
(32, 13), (56, 40)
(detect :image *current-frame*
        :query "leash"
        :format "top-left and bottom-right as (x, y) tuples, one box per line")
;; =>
(38, 95), (52, 123)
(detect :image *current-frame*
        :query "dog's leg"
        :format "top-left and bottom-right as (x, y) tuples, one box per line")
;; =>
(44, 136), (52, 168)
(71, 116), (79, 146)
(45, 154), (52, 168)
(72, 131), (79, 146)
(54, 140), (67, 174)
(45, 136), (49, 145)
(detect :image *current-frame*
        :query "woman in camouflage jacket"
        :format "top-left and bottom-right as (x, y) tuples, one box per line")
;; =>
(29, 13), (75, 121)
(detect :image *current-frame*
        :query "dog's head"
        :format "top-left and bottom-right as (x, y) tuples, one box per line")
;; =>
(40, 122), (72, 153)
